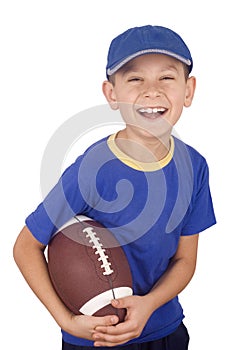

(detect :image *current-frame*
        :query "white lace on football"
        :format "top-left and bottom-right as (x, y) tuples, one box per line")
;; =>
(83, 226), (114, 276)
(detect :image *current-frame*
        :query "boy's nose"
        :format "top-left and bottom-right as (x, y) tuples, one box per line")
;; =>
(143, 86), (162, 99)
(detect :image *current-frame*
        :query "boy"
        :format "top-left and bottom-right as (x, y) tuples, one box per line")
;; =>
(13, 25), (216, 349)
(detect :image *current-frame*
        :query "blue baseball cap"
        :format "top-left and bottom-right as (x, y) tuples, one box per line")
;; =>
(106, 25), (193, 77)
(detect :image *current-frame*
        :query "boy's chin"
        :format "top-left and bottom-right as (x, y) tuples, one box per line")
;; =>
(129, 120), (173, 141)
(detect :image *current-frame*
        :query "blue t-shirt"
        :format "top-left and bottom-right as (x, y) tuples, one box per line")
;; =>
(26, 134), (216, 346)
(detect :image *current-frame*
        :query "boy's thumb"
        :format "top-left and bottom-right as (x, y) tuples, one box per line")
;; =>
(111, 298), (124, 308)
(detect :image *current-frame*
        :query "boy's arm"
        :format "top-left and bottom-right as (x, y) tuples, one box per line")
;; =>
(13, 226), (119, 340)
(93, 234), (199, 347)
(147, 233), (199, 308)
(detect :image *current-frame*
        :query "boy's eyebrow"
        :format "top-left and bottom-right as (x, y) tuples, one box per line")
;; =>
(118, 62), (137, 76)
(119, 63), (180, 76)
(160, 65), (180, 73)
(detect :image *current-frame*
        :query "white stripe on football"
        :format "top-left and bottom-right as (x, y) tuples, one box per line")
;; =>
(79, 287), (133, 315)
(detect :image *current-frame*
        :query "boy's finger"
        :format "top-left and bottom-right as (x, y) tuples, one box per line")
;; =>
(95, 314), (119, 327)
(111, 297), (129, 309)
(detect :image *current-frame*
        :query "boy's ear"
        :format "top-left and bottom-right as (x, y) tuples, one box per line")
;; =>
(184, 76), (196, 107)
(102, 80), (119, 110)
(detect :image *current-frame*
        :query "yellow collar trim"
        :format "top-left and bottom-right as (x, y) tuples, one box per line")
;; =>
(107, 133), (174, 172)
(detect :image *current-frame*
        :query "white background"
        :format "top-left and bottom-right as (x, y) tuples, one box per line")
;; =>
(1, 1), (231, 349)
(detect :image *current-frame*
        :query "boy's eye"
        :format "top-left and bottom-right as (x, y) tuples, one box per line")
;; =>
(161, 76), (174, 81)
(128, 77), (142, 82)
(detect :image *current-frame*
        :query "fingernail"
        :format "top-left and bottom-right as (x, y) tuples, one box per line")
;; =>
(110, 316), (116, 323)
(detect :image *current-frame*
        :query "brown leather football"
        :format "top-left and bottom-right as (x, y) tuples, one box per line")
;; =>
(47, 215), (133, 322)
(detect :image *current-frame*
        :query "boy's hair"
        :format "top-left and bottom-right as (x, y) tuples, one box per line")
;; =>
(106, 25), (193, 80)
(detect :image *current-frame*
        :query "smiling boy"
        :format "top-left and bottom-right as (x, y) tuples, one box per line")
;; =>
(14, 25), (216, 350)
(103, 53), (195, 163)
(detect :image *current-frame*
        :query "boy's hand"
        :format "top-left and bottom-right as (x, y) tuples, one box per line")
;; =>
(92, 295), (152, 347)
(63, 313), (119, 341)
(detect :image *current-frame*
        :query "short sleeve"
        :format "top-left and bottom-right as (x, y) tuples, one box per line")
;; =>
(25, 157), (88, 245)
(181, 161), (216, 235)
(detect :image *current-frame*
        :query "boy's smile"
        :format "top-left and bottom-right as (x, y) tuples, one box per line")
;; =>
(137, 107), (167, 120)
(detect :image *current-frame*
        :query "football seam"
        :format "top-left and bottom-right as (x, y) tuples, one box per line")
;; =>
(82, 225), (119, 283)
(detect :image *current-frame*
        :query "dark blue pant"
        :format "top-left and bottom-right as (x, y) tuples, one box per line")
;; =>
(62, 322), (189, 350)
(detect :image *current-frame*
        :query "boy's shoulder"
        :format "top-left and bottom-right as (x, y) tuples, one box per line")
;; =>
(72, 135), (109, 164)
(71, 135), (112, 173)
(173, 135), (207, 164)
(82, 135), (109, 155)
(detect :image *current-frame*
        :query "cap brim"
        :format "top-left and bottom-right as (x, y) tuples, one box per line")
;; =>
(107, 48), (192, 76)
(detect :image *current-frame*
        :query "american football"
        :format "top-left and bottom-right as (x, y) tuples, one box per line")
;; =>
(47, 215), (133, 322)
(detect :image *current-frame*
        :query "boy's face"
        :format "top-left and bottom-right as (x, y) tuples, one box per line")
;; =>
(103, 54), (196, 140)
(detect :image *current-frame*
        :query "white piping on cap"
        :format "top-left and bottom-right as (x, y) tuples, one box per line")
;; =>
(107, 49), (192, 76)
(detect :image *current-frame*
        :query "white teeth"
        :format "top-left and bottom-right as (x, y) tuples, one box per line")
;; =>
(139, 107), (166, 114)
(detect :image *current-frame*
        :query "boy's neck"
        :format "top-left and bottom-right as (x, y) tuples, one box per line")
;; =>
(115, 128), (171, 163)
